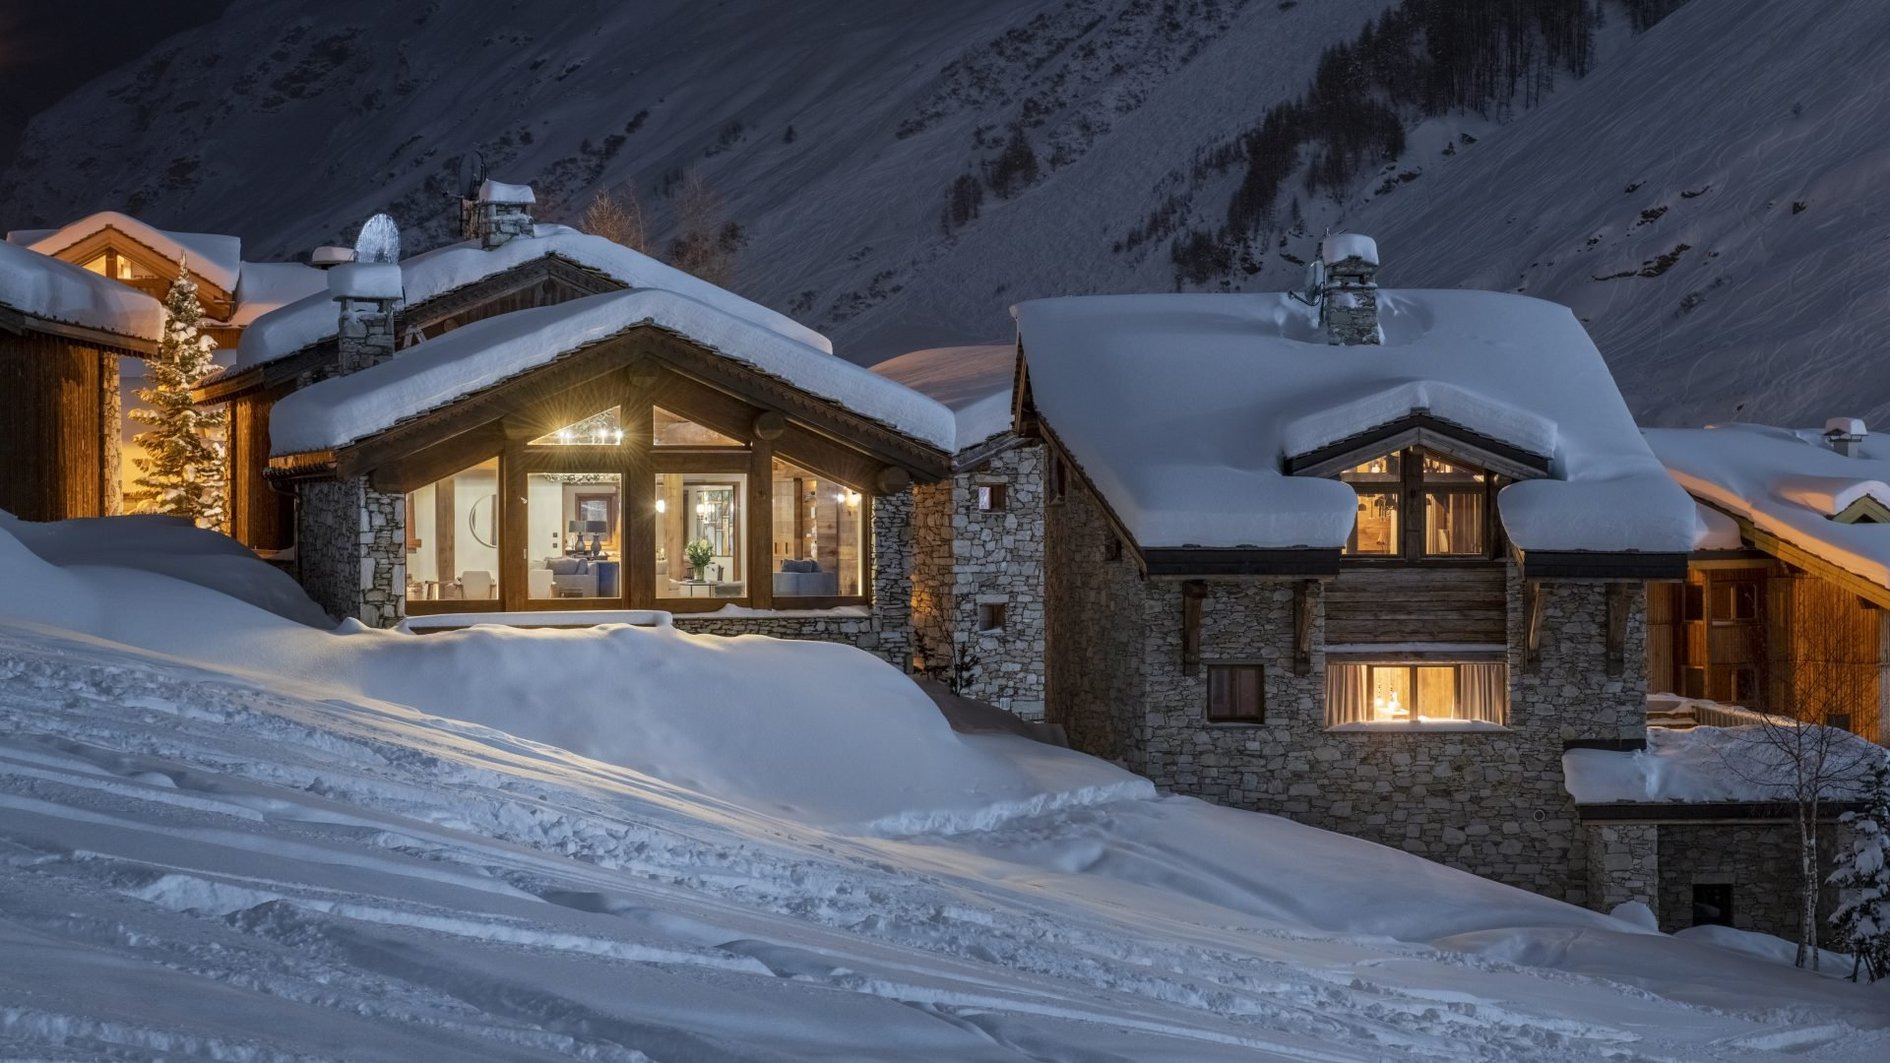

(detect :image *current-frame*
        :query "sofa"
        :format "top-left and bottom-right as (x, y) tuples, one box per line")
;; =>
(773, 558), (839, 597)
(543, 557), (598, 598)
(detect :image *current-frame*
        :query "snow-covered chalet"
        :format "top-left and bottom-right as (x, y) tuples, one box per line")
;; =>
(1012, 235), (1701, 903)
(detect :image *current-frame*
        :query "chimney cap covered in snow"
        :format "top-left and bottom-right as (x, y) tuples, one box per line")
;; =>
(327, 262), (403, 303)
(1321, 233), (1379, 267)
(1825, 416), (1868, 457)
(476, 179), (536, 206)
(310, 246), (356, 268)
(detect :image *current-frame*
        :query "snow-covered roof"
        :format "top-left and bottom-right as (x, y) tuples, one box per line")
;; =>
(0, 240), (163, 343)
(234, 224), (831, 372)
(1013, 289), (1699, 552)
(477, 179), (535, 205)
(229, 260), (327, 327)
(269, 288), (954, 456)
(1647, 423), (1890, 587)
(7, 211), (243, 294)
(871, 344), (1016, 453)
(1564, 722), (1879, 804)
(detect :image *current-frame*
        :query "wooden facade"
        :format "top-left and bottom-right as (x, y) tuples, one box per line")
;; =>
(0, 314), (147, 521)
(226, 382), (295, 551)
(35, 226), (237, 324)
(1648, 558), (1887, 742)
(1326, 564), (1508, 645)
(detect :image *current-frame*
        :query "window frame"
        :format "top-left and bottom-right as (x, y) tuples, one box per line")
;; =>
(1206, 662), (1266, 724)
(1336, 446), (1503, 563)
(1324, 655), (1509, 729)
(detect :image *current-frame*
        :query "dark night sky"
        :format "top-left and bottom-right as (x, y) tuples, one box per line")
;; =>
(0, 0), (234, 169)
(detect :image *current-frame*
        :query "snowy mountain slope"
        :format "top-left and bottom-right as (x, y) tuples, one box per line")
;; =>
(0, 0), (1393, 357)
(1332, 0), (1890, 428)
(2, 510), (1888, 1058)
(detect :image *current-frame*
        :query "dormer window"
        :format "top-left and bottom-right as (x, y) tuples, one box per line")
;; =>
(1339, 447), (1501, 560)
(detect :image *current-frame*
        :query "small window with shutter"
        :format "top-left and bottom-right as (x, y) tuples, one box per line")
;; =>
(1207, 664), (1265, 723)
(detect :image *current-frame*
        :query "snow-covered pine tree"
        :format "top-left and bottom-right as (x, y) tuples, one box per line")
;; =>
(1829, 751), (1890, 982)
(127, 258), (227, 530)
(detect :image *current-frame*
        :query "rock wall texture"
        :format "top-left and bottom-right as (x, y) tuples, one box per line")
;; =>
(911, 442), (1046, 718)
(297, 477), (405, 628)
(1045, 474), (1652, 903)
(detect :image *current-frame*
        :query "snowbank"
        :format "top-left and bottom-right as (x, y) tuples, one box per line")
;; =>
(268, 288), (955, 455)
(1013, 288), (1700, 551)
(230, 259), (327, 326)
(1563, 723), (1880, 804)
(0, 240), (163, 342)
(234, 224), (832, 372)
(1648, 423), (1890, 587)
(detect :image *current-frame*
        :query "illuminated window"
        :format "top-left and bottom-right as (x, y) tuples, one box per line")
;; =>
(404, 458), (501, 603)
(528, 407), (623, 446)
(769, 457), (865, 598)
(1336, 448), (1496, 559)
(525, 472), (620, 600)
(1326, 661), (1507, 726)
(653, 406), (743, 447)
(656, 472), (747, 598)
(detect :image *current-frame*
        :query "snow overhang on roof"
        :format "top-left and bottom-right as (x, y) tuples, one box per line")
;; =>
(1014, 289), (1699, 556)
(1646, 424), (1890, 590)
(9, 211), (242, 294)
(870, 344), (1017, 454)
(235, 225), (832, 372)
(268, 288), (954, 458)
(0, 240), (163, 347)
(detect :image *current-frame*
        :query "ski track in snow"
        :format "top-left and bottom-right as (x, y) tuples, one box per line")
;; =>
(2, 623), (1887, 1060)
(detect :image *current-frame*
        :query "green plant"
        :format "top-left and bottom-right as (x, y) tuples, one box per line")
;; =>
(684, 539), (715, 570)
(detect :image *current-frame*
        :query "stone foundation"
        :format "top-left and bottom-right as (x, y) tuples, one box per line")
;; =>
(912, 443), (1046, 718)
(297, 477), (405, 628)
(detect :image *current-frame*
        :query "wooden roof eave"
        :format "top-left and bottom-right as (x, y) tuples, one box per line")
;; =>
(45, 226), (236, 306)
(1701, 500), (1890, 609)
(5, 307), (157, 356)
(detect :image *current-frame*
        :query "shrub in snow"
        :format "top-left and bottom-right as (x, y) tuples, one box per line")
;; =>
(1828, 751), (1890, 982)
(128, 259), (227, 530)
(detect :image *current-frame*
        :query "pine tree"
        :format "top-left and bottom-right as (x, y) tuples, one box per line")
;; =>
(1829, 751), (1890, 982)
(127, 259), (227, 530)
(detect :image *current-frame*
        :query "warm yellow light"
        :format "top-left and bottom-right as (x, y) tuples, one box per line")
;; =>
(655, 498), (667, 513)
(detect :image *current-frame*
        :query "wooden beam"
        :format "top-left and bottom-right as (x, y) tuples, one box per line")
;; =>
(752, 410), (786, 440)
(1606, 582), (1630, 677)
(1294, 580), (1314, 676)
(1737, 516), (1890, 610)
(1524, 580), (1546, 672)
(623, 398), (655, 610)
(747, 436), (775, 609)
(874, 466), (911, 495)
(365, 422), (509, 494)
(1181, 581), (1206, 677)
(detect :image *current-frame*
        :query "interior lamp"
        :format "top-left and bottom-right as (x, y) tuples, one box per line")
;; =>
(655, 498), (667, 514)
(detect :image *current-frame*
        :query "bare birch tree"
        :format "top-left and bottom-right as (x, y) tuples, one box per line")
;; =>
(582, 186), (647, 252)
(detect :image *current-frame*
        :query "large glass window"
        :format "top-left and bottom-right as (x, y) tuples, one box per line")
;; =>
(1336, 448), (1496, 559)
(529, 407), (623, 447)
(654, 407), (742, 447)
(655, 472), (747, 598)
(404, 458), (502, 602)
(1340, 455), (1400, 555)
(769, 457), (865, 598)
(526, 472), (621, 600)
(1325, 661), (1507, 726)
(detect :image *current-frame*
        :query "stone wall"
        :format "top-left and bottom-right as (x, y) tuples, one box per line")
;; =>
(297, 477), (406, 628)
(1584, 823), (1659, 914)
(911, 443), (1046, 718)
(1044, 473), (1146, 761)
(1655, 820), (1846, 937)
(1044, 474), (1655, 902)
(467, 201), (534, 249)
(336, 299), (397, 376)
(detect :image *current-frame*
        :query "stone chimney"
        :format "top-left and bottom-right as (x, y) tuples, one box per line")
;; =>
(462, 178), (536, 249)
(1320, 233), (1381, 346)
(328, 262), (403, 375)
(1824, 416), (1868, 458)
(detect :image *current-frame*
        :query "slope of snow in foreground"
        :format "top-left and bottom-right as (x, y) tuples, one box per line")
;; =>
(1, 517), (1886, 1060)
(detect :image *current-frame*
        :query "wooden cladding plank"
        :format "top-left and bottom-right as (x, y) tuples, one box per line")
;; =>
(0, 332), (106, 520)
(1324, 565), (1507, 644)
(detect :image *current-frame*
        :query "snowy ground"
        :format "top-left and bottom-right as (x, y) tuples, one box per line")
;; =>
(2, 517), (1887, 1059)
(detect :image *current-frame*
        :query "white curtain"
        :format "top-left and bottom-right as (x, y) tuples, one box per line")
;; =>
(1459, 663), (1508, 724)
(1325, 664), (1372, 725)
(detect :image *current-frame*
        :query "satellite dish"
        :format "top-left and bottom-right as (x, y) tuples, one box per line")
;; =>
(454, 151), (488, 200)
(1300, 257), (1325, 305)
(354, 213), (402, 265)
